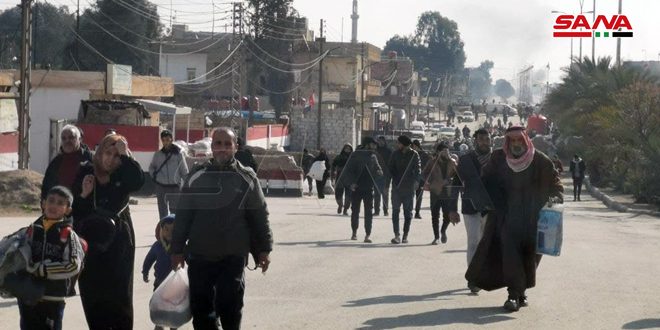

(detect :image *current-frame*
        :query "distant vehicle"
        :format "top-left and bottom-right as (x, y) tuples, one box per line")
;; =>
(486, 104), (518, 116)
(428, 122), (446, 135)
(438, 127), (456, 140)
(457, 111), (475, 123)
(408, 121), (426, 141)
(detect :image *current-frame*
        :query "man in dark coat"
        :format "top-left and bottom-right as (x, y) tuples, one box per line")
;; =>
(388, 135), (421, 244)
(342, 137), (382, 243)
(374, 136), (392, 216)
(42, 124), (93, 199)
(569, 154), (586, 201)
(411, 140), (430, 219)
(171, 128), (273, 329)
(332, 144), (354, 215)
(235, 137), (258, 173)
(465, 126), (563, 312)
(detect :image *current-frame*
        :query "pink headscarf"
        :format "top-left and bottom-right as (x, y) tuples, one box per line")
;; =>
(503, 126), (535, 173)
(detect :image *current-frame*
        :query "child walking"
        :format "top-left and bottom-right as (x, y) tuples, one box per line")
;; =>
(142, 214), (176, 330)
(18, 186), (85, 330)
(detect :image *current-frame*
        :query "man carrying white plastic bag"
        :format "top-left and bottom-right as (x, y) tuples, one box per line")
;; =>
(170, 128), (274, 330)
(150, 268), (191, 329)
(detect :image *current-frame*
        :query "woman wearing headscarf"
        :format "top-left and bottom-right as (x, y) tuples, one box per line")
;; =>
(71, 134), (145, 329)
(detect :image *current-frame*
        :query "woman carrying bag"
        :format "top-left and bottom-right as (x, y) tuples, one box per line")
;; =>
(72, 134), (145, 329)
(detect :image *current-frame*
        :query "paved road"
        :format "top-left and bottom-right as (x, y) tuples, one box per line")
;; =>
(1, 176), (659, 329)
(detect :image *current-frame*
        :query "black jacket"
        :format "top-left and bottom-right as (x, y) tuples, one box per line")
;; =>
(332, 144), (353, 180)
(171, 159), (273, 263)
(456, 151), (492, 214)
(388, 148), (421, 196)
(26, 216), (84, 301)
(342, 147), (382, 193)
(301, 153), (315, 175)
(569, 158), (586, 179)
(41, 145), (93, 199)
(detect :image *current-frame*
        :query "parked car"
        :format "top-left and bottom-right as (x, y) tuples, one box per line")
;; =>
(438, 127), (456, 140)
(457, 111), (475, 123)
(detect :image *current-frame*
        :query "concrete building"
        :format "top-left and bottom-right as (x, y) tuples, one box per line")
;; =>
(0, 69), (173, 173)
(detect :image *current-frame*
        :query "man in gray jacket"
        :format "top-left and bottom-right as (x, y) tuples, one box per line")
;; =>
(149, 130), (189, 219)
(171, 127), (273, 330)
(388, 135), (421, 244)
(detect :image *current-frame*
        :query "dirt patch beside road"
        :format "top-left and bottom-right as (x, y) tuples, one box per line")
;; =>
(0, 170), (43, 216)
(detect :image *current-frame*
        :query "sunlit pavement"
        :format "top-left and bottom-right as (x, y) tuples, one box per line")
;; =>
(1, 181), (659, 329)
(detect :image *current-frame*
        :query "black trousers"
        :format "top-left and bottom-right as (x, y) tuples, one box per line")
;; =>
(305, 176), (313, 193)
(19, 300), (65, 330)
(430, 192), (453, 239)
(188, 256), (246, 330)
(573, 177), (584, 199)
(351, 190), (374, 235)
(374, 181), (390, 213)
(415, 186), (424, 214)
(335, 183), (352, 211)
(316, 175), (328, 198)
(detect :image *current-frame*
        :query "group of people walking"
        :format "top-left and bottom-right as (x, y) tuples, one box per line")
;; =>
(10, 125), (273, 330)
(314, 125), (564, 312)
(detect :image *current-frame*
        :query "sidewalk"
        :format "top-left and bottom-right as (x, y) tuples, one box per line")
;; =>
(572, 174), (660, 217)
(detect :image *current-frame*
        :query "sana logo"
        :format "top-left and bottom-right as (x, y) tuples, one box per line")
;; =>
(553, 15), (633, 38)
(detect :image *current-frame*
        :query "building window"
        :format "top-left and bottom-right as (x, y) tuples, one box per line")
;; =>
(187, 68), (196, 81)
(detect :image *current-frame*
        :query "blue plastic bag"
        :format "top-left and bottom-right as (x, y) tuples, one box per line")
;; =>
(537, 205), (563, 256)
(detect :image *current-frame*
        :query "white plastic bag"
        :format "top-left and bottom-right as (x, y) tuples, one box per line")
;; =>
(537, 204), (564, 256)
(308, 160), (326, 181)
(149, 268), (192, 328)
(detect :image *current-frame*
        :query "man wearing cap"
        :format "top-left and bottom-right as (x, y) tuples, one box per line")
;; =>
(388, 135), (421, 244)
(412, 140), (430, 219)
(149, 129), (189, 219)
(466, 126), (563, 312)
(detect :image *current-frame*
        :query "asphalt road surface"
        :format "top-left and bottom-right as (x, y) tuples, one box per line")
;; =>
(0, 175), (659, 329)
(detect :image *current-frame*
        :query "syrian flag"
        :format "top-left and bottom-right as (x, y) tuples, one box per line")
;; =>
(304, 93), (315, 113)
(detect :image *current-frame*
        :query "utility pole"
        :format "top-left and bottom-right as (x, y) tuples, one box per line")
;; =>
(75, 0), (80, 64)
(616, 0), (622, 66)
(18, 0), (33, 169)
(231, 2), (244, 130)
(360, 42), (365, 133)
(316, 19), (325, 150)
(591, 0), (595, 62)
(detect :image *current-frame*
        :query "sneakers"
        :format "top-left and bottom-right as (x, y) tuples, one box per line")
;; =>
(391, 236), (401, 244)
(364, 236), (372, 243)
(343, 209), (349, 216)
(384, 210), (389, 216)
(351, 231), (357, 240)
(374, 210), (380, 216)
(337, 206), (343, 214)
(431, 239), (439, 245)
(518, 295), (528, 307)
(441, 232), (448, 244)
(414, 213), (422, 219)
(402, 234), (408, 244)
(503, 298), (520, 312)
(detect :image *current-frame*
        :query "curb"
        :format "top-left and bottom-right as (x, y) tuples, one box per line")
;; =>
(584, 177), (660, 217)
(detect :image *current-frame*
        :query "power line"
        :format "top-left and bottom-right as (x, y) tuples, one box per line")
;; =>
(244, 44), (323, 74)
(173, 38), (243, 84)
(246, 38), (328, 67)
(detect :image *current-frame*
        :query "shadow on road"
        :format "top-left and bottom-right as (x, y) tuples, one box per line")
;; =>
(344, 289), (470, 307)
(0, 300), (17, 308)
(277, 240), (431, 249)
(443, 249), (467, 254)
(622, 319), (660, 329)
(357, 306), (514, 329)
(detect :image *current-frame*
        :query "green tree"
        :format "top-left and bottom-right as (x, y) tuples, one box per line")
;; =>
(72, 0), (162, 74)
(384, 11), (466, 78)
(468, 60), (494, 102)
(0, 3), (75, 70)
(494, 79), (515, 102)
(247, 0), (300, 118)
